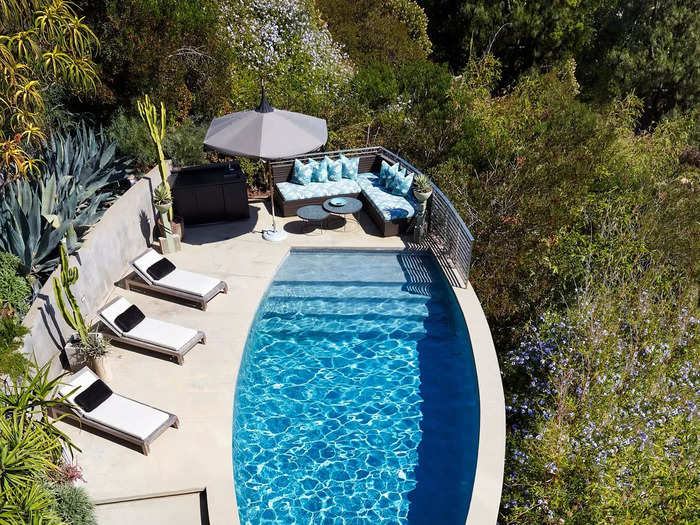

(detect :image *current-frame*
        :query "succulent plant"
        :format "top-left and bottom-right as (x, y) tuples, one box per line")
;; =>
(0, 125), (131, 279)
(153, 183), (172, 206)
(413, 173), (432, 193)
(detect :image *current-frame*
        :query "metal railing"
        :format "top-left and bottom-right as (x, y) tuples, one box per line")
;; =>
(376, 147), (474, 287)
(271, 146), (475, 286)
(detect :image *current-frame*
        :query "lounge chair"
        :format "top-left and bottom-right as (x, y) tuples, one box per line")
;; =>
(54, 367), (179, 455)
(126, 249), (228, 310)
(97, 296), (206, 365)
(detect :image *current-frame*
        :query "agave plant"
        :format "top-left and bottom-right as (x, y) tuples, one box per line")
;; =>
(0, 125), (131, 278)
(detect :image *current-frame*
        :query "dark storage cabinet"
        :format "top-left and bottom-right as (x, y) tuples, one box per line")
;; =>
(172, 164), (250, 224)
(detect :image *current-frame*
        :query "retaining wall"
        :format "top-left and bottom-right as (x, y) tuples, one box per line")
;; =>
(21, 164), (168, 377)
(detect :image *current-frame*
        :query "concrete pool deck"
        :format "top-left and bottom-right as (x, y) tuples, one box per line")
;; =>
(57, 202), (504, 524)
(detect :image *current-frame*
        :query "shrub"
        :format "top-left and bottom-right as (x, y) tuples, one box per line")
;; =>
(164, 118), (207, 167)
(0, 252), (32, 317)
(110, 111), (208, 169)
(107, 110), (157, 170)
(53, 485), (97, 525)
(501, 281), (698, 523)
(0, 316), (30, 380)
(0, 125), (131, 278)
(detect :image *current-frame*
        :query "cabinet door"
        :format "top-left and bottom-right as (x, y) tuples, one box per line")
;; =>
(223, 183), (250, 219)
(194, 185), (226, 222)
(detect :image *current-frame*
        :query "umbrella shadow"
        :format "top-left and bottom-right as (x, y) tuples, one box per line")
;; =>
(183, 206), (259, 245)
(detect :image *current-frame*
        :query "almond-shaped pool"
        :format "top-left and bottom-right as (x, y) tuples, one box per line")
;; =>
(233, 249), (479, 524)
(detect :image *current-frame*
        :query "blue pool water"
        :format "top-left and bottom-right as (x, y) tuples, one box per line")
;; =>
(233, 250), (479, 524)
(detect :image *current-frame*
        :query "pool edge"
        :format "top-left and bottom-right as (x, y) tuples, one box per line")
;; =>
(454, 283), (505, 525)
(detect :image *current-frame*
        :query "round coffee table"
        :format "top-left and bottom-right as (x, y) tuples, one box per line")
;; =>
(323, 197), (362, 231)
(297, 205), (329, 234)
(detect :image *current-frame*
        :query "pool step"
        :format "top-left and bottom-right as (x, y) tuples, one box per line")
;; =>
(257, 327), (460, 345)
(258, 311), (457, 338)
(261, 295), (448, 318)
(269, 280), (450, 300)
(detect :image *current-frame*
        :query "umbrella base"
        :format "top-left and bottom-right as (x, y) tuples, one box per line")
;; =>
(262, 227), (288, 242)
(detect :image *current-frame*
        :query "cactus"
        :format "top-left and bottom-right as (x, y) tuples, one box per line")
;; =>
(52, 240), (88, 344)
(137, 94), (172, 219)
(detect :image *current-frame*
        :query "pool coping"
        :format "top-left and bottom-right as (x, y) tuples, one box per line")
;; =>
(454, 284), (505, 525)
(244, 247), (505, 524)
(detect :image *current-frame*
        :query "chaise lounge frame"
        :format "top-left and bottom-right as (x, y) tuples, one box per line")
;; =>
(97, 297), (206, 365)
(125, 249), (229, 310)
(50, 398), (179, 455)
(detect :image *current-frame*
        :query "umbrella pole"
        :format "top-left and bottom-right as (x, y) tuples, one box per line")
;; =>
(268, 162), (276, 230)
(263, 160), (288, 241)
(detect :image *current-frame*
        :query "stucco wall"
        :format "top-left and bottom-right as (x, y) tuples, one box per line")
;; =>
(21, 163), (167, 377)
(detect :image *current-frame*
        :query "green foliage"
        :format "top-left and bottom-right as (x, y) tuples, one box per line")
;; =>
(164, 118), (207, 167)
(425, 56), (699, 522)
(224, 0), (353, 115)
(0, 317), (30, 380)
(0, 0), (99, 183)
(52, 241), (88, 344)
(0, 125), (131, 277)
(317, 0), (431, 65)
(74, 0), (232, 117)
(419, 0), (698, 123)
(106, 109), (157, 169)
(53, 485), (97, 525)
(0, 361), (79, 524)
(108, 112), (207, 169)
(0, 252), (32, 318)
(501, 281), (698, 523)
(586, 0), (700, 124)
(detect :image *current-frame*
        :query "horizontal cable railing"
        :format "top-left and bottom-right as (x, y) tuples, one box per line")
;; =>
(270, 146), (474, 286)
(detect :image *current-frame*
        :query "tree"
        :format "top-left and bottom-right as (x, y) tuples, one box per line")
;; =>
(419, 1), (602, 77)
(222, 0), (352, 113)
(0, 0), (99, 184)
(582, 0), (700, 125)
(317, 0), (431, 65)
(418, 0), (699, 123)
(74, 0), (233, 119)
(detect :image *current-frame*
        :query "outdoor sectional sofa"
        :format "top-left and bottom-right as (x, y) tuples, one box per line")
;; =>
(271, 150), (420, 237)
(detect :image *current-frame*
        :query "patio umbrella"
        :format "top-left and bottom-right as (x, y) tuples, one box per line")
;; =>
(204, 86), (328, 241)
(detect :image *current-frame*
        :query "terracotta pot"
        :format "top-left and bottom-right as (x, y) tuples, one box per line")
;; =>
(157, 215), (184, 240)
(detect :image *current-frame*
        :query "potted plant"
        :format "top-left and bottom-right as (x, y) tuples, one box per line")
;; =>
(138, 95), (184, 239)
(153, 182), (172, 215)
(412, 174), (433, 202)
(53, 240), (111, 379)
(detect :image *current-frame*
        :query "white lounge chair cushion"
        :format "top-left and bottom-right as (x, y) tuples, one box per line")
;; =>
(132, 250), (222, 298)
(59, 367), (171, 440)
(99, 297), (200, 350)
(126, 318), (199, 351)
(154, 269), (222, 298)
(86, 393), (171, 440)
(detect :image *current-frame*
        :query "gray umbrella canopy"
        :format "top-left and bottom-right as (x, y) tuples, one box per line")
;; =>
(203, 90), (327, 160)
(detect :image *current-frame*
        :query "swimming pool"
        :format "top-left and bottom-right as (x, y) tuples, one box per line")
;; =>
(233, 249), (479, 524)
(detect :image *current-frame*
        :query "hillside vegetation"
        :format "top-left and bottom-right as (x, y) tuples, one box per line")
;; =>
(1, 1), (697, 523)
